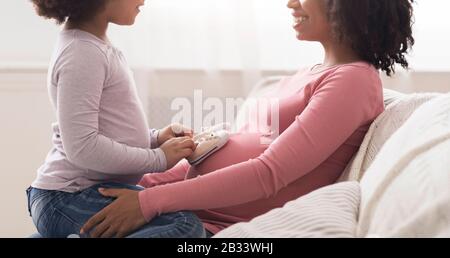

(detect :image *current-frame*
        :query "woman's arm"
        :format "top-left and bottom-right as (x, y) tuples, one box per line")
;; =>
(138, 160), (190, 188)
(138, 66), (381, 221)
(56, 41), (166, 174)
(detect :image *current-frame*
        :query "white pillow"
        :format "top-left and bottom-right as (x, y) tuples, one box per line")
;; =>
(358, 94), (450, 237)
(340, 91), (441, 182)
(214, 182), (360, 238)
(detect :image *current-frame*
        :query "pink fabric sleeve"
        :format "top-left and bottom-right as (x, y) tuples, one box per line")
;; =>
(138, 160), (190, 188)
(139, 66), (380, 221)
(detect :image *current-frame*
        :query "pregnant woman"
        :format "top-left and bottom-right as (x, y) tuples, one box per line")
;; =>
(82, 0), (415, 238)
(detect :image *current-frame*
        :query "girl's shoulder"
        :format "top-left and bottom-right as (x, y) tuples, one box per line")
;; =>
(50, 30), (112, 79)
(58, 29), (110, 59)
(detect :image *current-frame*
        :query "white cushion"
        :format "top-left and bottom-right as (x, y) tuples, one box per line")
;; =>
(340, 91), (441, 182)
(214, 182), (360, 238)
(358, 94), (450, 237)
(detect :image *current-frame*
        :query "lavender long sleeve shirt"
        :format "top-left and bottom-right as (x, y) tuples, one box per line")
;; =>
(32, 29), (166, 192)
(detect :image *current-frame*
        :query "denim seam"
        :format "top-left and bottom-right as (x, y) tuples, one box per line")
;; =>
(167, 212), (203, 238)
(53, 206), (84, 229)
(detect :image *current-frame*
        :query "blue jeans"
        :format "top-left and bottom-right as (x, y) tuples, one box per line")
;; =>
(26, 182), (206, 238)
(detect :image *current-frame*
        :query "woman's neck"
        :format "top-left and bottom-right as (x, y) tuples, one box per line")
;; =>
(65, 17), (109, 42)
(321, 40), (361, 67)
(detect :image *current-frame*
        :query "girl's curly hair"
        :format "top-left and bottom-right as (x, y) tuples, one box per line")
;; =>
(31, 0), (107, 24)
(326, 0), (415, 76)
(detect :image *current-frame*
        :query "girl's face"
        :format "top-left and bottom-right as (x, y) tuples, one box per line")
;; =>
(287, 0), (331, 42)
(105, 0), (145, 25)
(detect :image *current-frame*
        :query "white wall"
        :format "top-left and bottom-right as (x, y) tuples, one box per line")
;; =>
(0, 69), (54, 237)
(0, 1), (59, 66)
(2, 0), (450, 71)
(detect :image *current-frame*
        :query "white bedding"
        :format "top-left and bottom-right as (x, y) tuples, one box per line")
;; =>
(214, 182), (360, 238)
(358, 94), (450, 237)
(339, 90), (441, 182)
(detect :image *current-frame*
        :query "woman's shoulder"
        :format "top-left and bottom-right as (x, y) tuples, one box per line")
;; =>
(311, 61), (383, 104)
(306, 61), (380, 90)
(315, 61), (378, 76)
(322, 62), (384, 116)
(320, 62), (380, 87)
(334, 61), (378, 74)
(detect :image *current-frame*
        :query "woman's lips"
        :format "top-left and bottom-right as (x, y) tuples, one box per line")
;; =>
(292, 16), (309, 29)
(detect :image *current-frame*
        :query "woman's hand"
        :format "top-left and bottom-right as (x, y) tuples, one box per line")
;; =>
(160, 137), (196, 169)
(80, 188), (147, 238)
(158, 123), (193, 145)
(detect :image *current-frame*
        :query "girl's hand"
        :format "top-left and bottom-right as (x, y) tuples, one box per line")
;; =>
(160, 137), (196, 169)
(80, 188), (146, 238)
(157, 123), (193, 145)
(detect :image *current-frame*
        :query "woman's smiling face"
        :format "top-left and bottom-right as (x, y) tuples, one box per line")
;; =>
(287, 0), (331, 42)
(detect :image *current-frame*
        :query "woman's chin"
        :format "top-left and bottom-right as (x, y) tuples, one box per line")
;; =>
(296, 33), (315, 42)
(296, 32), (306, 41)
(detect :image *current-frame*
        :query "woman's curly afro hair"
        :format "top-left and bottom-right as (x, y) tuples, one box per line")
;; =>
(326, 0), (415, 76)
(31, 0), (107, 25)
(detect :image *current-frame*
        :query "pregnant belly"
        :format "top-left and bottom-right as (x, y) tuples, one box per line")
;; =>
(189, 133), (270, 177)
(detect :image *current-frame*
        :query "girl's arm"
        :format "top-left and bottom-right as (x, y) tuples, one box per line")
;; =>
(57, 41), (166, 175)
(149, 129), (160, 149)
(138, 66), (382, 221)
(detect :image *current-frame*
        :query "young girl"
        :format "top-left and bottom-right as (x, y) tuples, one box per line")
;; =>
(81, 0), (415, 238)
(26, 0), (205, 238)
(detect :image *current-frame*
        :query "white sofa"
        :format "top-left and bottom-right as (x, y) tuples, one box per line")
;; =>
(214, 77), (450, 238)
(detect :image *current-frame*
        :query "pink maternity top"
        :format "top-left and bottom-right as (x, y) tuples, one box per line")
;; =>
(139, 62), (385, 234)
